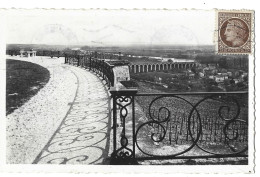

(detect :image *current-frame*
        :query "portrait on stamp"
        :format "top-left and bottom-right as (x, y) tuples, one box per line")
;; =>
(217, 11), (253, 54)
(221, 18), (249, 47)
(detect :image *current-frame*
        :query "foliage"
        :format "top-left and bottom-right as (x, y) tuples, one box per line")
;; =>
(132, 71), (208, 92)
(219, 57), (228, 69)
(6, 60), (50, 115)
(195, 54), (221, 64)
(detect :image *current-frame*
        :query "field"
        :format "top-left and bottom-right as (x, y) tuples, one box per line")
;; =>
(128, 80), (248, 163)
(131, 72), (213, 93)
(6, 59), (50, 115)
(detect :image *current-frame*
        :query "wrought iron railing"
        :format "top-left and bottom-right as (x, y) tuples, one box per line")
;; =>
(7, 49), (248, 165)
(109, 89), (248, 164)
(65, 53), (115, 88)
(6, 49), (62, 58)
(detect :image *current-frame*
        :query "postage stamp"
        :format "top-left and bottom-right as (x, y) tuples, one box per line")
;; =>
(216, 10), (254, 54)
(0, 7), (256, 174)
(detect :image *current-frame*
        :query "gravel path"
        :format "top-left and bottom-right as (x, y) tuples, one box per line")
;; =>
(6, 56), (110, 164)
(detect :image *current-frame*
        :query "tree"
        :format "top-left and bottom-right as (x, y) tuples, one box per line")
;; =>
(219, 57), (228, 68)
(230, 78), (235, 85)
(243, 75), (248, 82)
(191, 66), (198, 74)
(167, 59), (173, 63)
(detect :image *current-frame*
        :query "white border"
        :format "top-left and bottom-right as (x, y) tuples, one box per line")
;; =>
(0, 0), (258, 176)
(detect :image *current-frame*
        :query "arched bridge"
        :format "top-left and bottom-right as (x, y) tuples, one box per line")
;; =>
(6, 51), (248, 165)
(64, 53), (248, 165)
(129, 62), (196, 73)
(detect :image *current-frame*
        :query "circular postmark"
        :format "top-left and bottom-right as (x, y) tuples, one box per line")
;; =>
(150, 25), (199, 46)
(31, 24), (78, 45)
(219, 18), (249, 48)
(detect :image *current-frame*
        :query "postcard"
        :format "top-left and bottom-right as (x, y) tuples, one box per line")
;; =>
(0, 8), (255, 174)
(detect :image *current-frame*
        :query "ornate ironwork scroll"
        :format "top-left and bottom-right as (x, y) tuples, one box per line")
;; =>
(135, 95), (201, 158)
(110, 89), (138, 165)
(65, 51), (248, 164)
(134, 92), (248, 161)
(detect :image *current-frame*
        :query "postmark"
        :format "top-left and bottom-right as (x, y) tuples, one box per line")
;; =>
(31, 24), (79, 45)
(216, 10), (254, 54)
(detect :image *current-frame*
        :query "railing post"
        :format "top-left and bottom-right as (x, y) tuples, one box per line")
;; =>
(65, 54), (67, 64)
(93, 58), (95, 72)
(109, 88), (138, 165)
(84, 55), (87, 69)
(102, 60), (105, 80)
(89, 57), (92, 71)
(132, 94), (136, 160)
(112, 92), (117, 156)
(77, 55), (80, 67)
(118, 52), (122, 60)
(111, 66), (114, 87)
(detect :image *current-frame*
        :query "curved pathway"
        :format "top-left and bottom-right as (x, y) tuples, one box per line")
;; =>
(6, 56), (111, 164)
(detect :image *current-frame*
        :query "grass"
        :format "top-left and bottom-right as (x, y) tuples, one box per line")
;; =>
(6, 59), (50, 115)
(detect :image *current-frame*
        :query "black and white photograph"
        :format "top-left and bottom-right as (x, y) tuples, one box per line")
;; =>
(0, 3), (256, 174)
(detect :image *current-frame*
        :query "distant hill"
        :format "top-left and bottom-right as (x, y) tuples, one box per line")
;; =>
(7, 44), (215, 59)
(6, 44), (82, 51)
(7, 44), (214, 51)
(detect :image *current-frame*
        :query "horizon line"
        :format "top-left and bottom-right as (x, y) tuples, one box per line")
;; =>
(6, 43), (215, 47)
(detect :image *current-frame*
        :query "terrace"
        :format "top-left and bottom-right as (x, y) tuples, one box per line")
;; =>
(65, 52), (248, 165)
(6, 50), (248, 165)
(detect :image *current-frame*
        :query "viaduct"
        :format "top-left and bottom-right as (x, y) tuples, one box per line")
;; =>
(129, 62), (196, 73)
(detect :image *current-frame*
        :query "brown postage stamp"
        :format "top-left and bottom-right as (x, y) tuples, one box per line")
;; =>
(217, 10), (254, 54)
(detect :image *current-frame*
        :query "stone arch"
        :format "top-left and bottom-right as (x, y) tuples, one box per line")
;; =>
(148, 65), (152, 72)
(156, 64), (159, 71)
(136, 65), (139, 73)
(152, 64), (155, 71)
(140, 65), (144, 73)
(160, 64), (163, 71)
(144, 65), (148, 73)
(131, 65), (135, 73)
(164, 64), (167, 70)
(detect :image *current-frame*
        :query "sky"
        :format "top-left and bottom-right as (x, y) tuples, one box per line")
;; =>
(5, 9), (215, 46)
